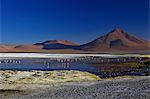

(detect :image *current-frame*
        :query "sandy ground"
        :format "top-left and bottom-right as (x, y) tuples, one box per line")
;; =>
(0, 76), (149, 99)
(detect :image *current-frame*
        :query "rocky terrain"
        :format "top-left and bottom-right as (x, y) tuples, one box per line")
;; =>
(0, 74), (149, 99)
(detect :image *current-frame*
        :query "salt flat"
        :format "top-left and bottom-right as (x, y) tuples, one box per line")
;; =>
(0, 53), (149, 59)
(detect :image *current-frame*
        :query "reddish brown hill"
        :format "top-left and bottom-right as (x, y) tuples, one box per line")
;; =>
(0, 40), (79, 52)
(14, 45), (43, 51)
(35, 40), (78, 46)
(79, 28), (150, 52)
(0, 44), (43, 52)
(0, 45), (15, 52)
(0, 28), (149, 53)
(34, 40), (78, 49)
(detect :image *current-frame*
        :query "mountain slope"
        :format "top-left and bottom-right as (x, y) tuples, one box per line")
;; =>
(0, 28), (149, 53)
(14, 45), (43, 51)
(34, 40), (78, 49)
(0, 45), (15, 52)
(78, 28), (150, 52)
(35, 40), (78, 46)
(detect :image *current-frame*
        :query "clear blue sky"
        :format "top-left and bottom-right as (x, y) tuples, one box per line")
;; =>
(1, 0), (149, 44)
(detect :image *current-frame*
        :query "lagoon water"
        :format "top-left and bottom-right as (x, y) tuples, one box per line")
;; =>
(0, 58), (149, 78)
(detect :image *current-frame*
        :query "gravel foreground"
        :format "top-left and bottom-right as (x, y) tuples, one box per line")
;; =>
(0, 76), (149, 99)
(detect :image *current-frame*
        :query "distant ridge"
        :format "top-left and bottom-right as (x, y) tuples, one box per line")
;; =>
(34, 40), (78, 49)
(34, 40), (78, 46)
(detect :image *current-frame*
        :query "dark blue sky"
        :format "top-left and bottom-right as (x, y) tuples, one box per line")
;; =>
(1, 0), (149, 44)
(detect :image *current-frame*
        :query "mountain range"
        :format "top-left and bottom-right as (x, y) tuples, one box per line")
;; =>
(0, 28), (149, 54)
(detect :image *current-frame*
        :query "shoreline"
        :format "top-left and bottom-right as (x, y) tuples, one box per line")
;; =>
(0, 53), (150, 58)
(0, 70), (101, 85)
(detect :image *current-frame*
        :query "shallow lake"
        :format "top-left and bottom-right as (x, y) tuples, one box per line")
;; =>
(0, 58), (149, 78)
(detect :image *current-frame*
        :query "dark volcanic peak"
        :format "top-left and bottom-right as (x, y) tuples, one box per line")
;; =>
(110, 27), (125, 33)
(106, 27), (128, 38)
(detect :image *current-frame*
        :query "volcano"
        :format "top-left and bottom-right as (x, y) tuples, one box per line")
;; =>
(78, 28), (150, 53)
